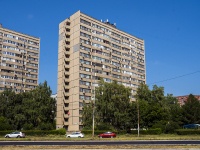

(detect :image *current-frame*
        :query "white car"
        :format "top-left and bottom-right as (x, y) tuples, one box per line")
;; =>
(66, 132), (84, 138)
(5, 131), (25, 138)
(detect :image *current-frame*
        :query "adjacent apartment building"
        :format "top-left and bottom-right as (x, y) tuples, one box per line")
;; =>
(0, 24), (40, 93)
(176, 95), (200, 106)
(57, 11), (145, 131)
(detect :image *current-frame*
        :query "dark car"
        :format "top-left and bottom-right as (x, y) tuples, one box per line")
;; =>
(98, 132), (116, 138)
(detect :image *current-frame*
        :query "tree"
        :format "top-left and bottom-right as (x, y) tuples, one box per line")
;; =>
(0, 81), (56, 130)
(94, 79), (131, 131)
(82, 102), (93, 129)
(163, 94), (182, 133)
(135, 84), (169, 130)
(181, 94), (200, 124)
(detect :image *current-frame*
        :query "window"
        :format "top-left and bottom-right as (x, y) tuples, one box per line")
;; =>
(80, 25), (91, 32)
(80, 73), (91, 79)
(80, 32), (91, 38)
(80, 95), (91, 100)
(80, 39), (91, 45)
(80, 45), (91, 52)
(80, 66), (91, 72)
(80, 59), (90, 65)
(80, 19), (91, 26)
(103, 78), (112, 83)
(112, 43), (121, 50)
(80, 52), (90, 58)
(80, 81), (91, 86)
(113, 74), (121, 79)
(80, 88), (91, 93)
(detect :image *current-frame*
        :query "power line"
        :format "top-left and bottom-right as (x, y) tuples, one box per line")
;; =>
(148, 70), (200, 85)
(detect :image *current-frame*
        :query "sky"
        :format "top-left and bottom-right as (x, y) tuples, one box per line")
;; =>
(0, 0), (199, 96)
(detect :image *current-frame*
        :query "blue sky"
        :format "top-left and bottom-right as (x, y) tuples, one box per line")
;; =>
(0, 0), (199, 96)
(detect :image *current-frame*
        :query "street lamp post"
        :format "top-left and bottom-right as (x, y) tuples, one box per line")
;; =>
(137, 98), (140, 137)
(92, 66), (96, 138)
(92, 97), (95, 138)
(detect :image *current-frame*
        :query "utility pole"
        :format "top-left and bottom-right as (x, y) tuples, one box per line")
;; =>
(92, 65), (96, 138)
(137, 99), (140, 137)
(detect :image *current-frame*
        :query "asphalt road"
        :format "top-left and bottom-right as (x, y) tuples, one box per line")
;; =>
(1, 140), (200, 146)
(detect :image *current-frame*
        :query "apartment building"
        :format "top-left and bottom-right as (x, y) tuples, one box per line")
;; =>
(176, 95), (200, 106)
(0, 24), (40, 93)
(57, 11), (145, 131)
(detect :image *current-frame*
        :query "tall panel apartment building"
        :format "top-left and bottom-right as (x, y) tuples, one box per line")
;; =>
(0, 24), (40, 93)
(57, 11), (145, 131)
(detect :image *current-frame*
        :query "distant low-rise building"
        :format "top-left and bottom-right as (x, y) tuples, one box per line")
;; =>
(176, 95), (200, 106)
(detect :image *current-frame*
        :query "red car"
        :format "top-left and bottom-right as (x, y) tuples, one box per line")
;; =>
(98, 132), (116, 138)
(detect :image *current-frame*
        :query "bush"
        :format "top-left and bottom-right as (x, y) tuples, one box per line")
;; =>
(131, 128), (162, 135)
(0, 129), (66, 136)
(37, 123), (54, 130)
(175, 129), (200, 135)
(56, 128), (66, 135)
(81, 130), (117, 135)
(0, 130), (13, 136)
(165, 122), (180, 134)
(96, 123), (115, 131)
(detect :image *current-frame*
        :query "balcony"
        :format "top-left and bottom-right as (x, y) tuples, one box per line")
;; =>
(66, 20), (70, 26)
(64, 92), (69, 97)
(64, 78), (69, 82)
(65, 50), (70, 55)
(65, 40), (70, 46)
(63, 106), (69, 111)
(64, 122), (69, 126)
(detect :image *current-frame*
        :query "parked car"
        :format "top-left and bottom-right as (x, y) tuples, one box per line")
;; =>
(66, 132), (84, 138)
(5, 131), (25, 138)
(98, 131), (116, 138)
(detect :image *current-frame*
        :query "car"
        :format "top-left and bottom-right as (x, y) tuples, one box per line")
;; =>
(98, 131), (116, 138)
(66, 132), (84, 138)
(5, 131), (25, 138)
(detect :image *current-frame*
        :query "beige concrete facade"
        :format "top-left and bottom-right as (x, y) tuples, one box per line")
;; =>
(57, 11), (146, 131)
(0, 24), (40, 93)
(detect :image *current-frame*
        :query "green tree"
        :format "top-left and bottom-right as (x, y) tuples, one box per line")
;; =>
(82, 102), (93, 129)
(135, 84), (169, 130)
(0, 81), (56, 130)
(94, 80), (131, 131)
(0, 116), (12, 130)
(181, 94), (200, 124)
(163, 94), (182, 133)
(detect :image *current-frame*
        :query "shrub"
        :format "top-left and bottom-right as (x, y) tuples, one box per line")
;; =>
(165, 122), (180, 134)
(175, 129), (200, 135)
(96, 123), (115, 131)
(81, 130), (117, 135)
(131, 128), (162, 135)
(37, 123), (54, 130)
